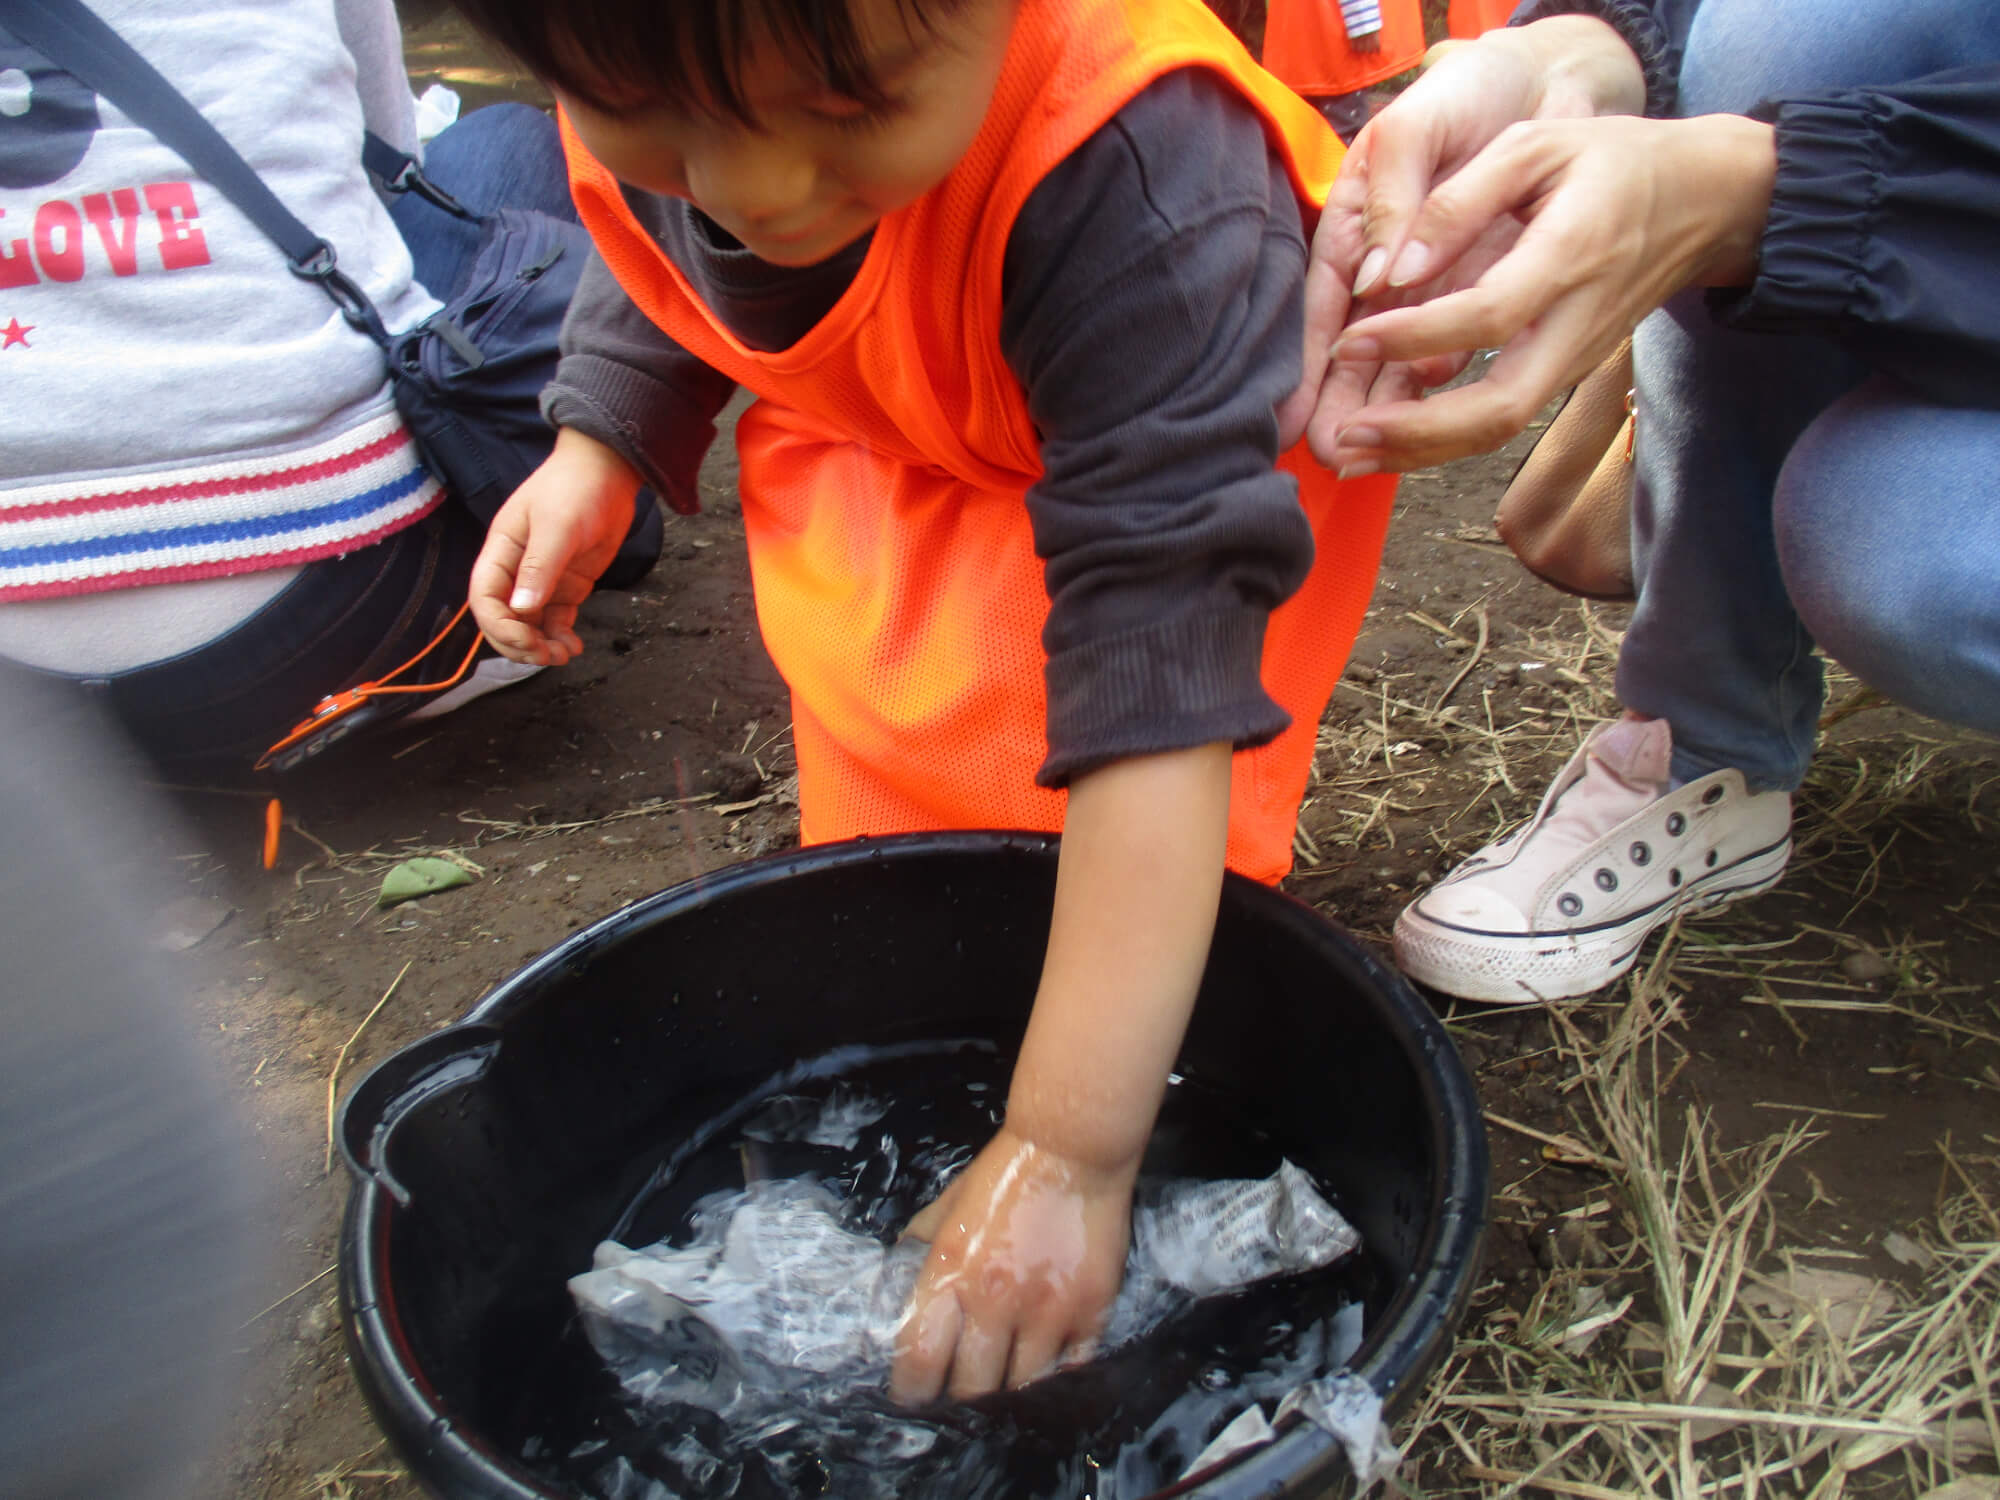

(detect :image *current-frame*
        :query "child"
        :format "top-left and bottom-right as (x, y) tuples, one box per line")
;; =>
(452, 0), (1397, 1405)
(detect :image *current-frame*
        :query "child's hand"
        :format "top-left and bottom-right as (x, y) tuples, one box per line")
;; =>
(890, 1125), (1134, 1404)
(469, 427), (641, 666)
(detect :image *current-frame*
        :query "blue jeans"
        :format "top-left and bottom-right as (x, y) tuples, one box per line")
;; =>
(391, 101), (582, 308)
(75, 104), (578, 772)
(1615, 0), (2000, 790)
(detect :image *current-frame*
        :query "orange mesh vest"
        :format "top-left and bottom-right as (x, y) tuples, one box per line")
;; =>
(563, 0), (1396, 884)
(1448, 0), (1518, 39)
(1262, 0), (1427, 96)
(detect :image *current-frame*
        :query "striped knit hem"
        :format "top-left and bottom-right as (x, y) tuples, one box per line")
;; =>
(0, 410), (445, 601)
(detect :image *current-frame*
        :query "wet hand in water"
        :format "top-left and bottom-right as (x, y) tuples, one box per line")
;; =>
(889, 1126), (1135, 1404)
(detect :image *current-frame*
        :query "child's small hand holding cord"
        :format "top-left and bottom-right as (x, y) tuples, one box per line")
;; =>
(889, 742), (1233, 1404)
(469, 427), (641, 666)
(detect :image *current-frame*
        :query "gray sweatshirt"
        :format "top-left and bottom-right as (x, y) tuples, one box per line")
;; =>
(0, 0), (438, 670)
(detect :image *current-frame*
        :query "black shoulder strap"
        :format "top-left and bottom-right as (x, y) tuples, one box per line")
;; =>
(0, 0), (394, 345)
(362, 130), (480, 222)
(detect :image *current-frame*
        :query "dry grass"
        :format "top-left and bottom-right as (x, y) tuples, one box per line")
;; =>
(301, 1440), (416, 1499)
(1397, 958), (1999, 1500)
(1300, 599), (1629, 883)
(1316, 604), (2000, 1500)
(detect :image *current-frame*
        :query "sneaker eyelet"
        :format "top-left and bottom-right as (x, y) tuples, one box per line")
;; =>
(1705, 849), (1719, 868)
(1630, 841), (1651, 865)
(1670, 869), (1682, 887)
(1594, 868), (1618, 891)
(1558, 892), (1584, 917)
(1702, 784), (1725, 805)
(1666, 812), (1687, 836)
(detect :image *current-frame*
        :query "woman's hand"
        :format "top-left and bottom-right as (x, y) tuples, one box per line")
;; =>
(1322, 111), (1777, 474)
(468, 427), (640, 666)
(1278, 18), (1648, 460)
(889, 1128), (1134, 1404)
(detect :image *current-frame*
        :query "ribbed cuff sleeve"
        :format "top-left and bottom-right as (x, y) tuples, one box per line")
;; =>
(541, 354), (719, 517)
(1037, 607), (1290, 788)
(1508, 0), (1680, 119)
(1705, 94), (1880, 337)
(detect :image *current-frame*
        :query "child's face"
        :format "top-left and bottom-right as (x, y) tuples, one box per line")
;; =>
(555, 0), (1019, 267)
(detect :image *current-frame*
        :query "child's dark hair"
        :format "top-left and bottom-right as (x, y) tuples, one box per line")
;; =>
(450, 0), (973, 123)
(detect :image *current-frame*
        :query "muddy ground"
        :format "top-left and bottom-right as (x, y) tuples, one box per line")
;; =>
(143, 16), (2000, 1500)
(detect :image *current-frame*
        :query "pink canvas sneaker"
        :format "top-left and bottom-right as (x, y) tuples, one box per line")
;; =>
(1393, 719), (1793, 1003)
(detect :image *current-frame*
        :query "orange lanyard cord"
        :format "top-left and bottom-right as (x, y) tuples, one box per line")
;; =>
(256, 603), (483, 768)
(357, 601), (483, 697)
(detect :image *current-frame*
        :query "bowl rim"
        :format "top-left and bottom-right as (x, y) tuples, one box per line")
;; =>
(339, 829), (1489, 1499)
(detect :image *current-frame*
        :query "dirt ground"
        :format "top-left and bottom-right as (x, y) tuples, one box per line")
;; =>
(147, 15), (1999, 1500)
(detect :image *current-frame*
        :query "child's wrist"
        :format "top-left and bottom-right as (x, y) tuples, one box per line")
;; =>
(552, 424), (642, 486)
(1001, 1084), (1149, 1181)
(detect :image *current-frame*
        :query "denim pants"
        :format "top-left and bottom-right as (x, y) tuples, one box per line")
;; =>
(1616, 0), (2000, 790)
(82, 103), (577, 771)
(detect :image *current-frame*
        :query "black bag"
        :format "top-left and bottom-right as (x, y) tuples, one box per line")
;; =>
(5, 0), (659, 576)
(382, 198), (586, 524)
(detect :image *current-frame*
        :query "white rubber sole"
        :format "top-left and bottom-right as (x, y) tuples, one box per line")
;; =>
(1393, 838), (1793, 1005)
(406, 656), (546, 722)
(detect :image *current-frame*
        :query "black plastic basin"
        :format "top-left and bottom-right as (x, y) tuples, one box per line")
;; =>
(338, 831), (1488, 1498)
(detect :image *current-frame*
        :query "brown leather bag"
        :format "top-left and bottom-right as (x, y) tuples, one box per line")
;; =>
(1493, 338), (1637, 602)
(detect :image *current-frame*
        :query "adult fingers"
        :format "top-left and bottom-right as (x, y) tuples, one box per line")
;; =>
(1283, 159), (1373, 452)
(1327, 302), (1618, 470)
(1348, 107), (1448, 300)
(1375, 118), (1572, 298)
(1347, 40), (1534, 299)
(1337, 213), (1576, 371)
(1338, 132), (1635, 371)
(1279, 230), (1357, 451)
(1365, 359), (1432, 412)
(1303, 354), (1382, 468)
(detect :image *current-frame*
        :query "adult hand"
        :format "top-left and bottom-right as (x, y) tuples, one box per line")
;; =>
(889, 1127), (1133, 1403)
(1278, 19), (1647, 460)
(1323, 111), (1777, 474)
(468, 427), (640, 666)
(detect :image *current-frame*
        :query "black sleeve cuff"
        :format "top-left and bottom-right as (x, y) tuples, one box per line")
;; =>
(541, 354), (722, 517)
(1508, 0), (1681, 118)
(1037, 607), (1290, 788)
(1705, 94), (1879, 336)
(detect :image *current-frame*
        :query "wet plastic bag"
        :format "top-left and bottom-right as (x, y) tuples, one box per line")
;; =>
(570, 1160), (1359, 1414)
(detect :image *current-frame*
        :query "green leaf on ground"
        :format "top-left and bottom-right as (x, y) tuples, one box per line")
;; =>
(377, 857), (476, 908)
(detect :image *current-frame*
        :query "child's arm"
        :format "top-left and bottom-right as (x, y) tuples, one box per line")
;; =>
(890, 740), (1232, 1403)
(469, 427), (641, 665)
(470, 246), (737, 662)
